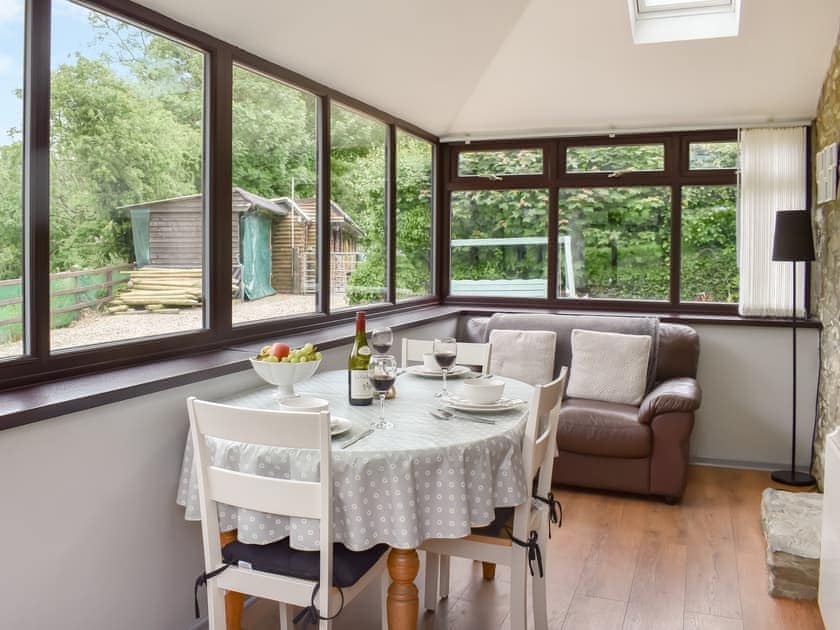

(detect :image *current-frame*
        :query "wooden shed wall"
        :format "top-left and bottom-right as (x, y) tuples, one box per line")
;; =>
(270, 215), (311, 293)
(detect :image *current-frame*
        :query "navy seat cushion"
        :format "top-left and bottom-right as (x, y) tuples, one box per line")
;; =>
(222, 539), (388, 588)
(471, 507), (514, 538)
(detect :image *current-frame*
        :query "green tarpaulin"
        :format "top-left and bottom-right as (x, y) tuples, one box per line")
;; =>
(130, 208), (151, 267)
(240, 210), (276, 300)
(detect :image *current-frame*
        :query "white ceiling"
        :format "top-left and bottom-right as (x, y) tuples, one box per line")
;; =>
(134, 0), (840, 140)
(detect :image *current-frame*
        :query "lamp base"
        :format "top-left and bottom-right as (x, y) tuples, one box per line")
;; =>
(770, 469), (816, 487)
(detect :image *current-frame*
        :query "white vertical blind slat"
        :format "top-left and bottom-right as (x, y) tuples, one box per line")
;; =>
(738, 127), (808, 317)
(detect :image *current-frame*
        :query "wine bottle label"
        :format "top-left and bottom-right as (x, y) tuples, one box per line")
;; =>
(359, 346), (371, 356)
(350, 370), (373, 399)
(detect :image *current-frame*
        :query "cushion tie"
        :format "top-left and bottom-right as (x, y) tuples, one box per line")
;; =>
(532, 491), (563, 538)
(507, 529), (543, 578)
(293, 583), (345, 627)
(193, 563), (232, 618)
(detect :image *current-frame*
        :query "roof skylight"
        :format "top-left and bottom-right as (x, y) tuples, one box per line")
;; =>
(629, 0), (740, 44)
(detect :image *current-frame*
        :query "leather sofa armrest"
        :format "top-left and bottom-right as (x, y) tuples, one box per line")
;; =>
(638, 378), (701, 425)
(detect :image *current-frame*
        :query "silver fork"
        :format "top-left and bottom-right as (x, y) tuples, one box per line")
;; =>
(431, 409), (496, 424)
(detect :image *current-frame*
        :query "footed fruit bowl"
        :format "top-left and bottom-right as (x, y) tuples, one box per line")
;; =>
(250, 358), (322, 398)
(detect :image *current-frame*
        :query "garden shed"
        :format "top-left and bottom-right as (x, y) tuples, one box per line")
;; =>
(119, 189), (363, 300)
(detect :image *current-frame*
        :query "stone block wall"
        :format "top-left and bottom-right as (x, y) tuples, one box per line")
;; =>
(812, 29), (840, 488)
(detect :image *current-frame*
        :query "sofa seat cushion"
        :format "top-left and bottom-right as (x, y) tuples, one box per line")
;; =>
(557, 398), (650, 458)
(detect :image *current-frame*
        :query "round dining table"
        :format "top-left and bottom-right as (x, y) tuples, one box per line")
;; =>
(177, 369), (533, 630)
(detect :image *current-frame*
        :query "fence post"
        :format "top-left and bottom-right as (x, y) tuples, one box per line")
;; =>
(106, 267), (113, 299)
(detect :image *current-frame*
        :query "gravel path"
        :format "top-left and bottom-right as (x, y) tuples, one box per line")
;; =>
(0, 292), (352, 358)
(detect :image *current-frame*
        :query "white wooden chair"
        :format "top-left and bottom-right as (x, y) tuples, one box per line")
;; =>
(400, 338), (492, 373)
(419, 368), (568, 630)
(187, 397), (389, 630)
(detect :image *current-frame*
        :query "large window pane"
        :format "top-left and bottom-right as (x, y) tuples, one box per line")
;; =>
(0, 0), (24, 360)
(396, 131), (432, 300)
(232, 66), (318, 324)
(330, 104), (386, 309)
(558, 187), (671, 300)
(50, 1), (205, 350)
(566, 144), (665, 173)
(681, 185), (737, 303)
(457, 149), (542, 178)
(450, 189), (548, 298)
(689, 141), (738, 170)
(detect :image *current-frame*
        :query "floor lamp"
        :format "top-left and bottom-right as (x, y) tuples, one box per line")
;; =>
(771, 209), (816, 487)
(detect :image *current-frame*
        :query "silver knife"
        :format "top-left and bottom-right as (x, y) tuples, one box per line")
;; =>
(340, 428), (374, 449)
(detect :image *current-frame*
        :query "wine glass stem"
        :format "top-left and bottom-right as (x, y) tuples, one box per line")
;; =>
(442, 369), (448, 396)
(379, 393), (386, 424)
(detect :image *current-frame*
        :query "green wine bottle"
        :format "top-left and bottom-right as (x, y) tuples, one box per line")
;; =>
(348, 311), (373, 405)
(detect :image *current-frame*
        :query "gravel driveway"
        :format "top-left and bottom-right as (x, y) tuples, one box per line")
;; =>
(0, 292), (353, 358)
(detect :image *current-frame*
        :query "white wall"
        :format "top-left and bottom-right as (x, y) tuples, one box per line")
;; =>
(691, 324), (820, 470)
(0, 317), (456, 630)
(0, 316), (815, 629)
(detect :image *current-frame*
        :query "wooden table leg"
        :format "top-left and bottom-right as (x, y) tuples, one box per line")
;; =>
(220, 530), (245, 630)
(482, 561), (497, 580)
(387, 548), (420, 630)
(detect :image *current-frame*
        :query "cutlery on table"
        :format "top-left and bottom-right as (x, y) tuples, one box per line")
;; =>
(431, 409), (496, 425)
(340, 428), (374, 449)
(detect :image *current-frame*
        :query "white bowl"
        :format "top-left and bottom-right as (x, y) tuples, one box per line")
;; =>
(277, 396), (329, 413)
(460, 378), (505, 404)
(250, 358), (322, 398)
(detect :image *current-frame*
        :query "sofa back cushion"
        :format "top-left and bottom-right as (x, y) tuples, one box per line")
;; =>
(483, 313), (659, 392)
(566, 329), (652, 405)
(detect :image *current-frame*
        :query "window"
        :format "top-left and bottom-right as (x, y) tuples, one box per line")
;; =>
(0, 0), (23, 360)
(681, 185), (737, 303)
(231, 65), (318, 324)
(629, 0), (740, 44)
(566, 144), (665, 174)
(396, 131), (433, 301)
(689, 141), (738, 170)
(329, 103), (386, 310)
(637, 0), (732, 14)
(457, 148), (543, 178)
(558, 187), (671, 301)
(450, 189), (549, 298)
(50, 1), (205, 351)
(445, 132), (738, 308)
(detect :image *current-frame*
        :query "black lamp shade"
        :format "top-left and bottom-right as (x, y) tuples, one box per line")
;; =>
(772, 210), (815, 262)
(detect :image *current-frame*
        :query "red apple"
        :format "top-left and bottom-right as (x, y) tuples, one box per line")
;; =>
(269, 342), (290, 359)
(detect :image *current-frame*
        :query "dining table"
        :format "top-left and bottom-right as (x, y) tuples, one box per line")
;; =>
(177, 368), (534, 630)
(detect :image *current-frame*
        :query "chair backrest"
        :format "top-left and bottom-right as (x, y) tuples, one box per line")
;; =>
(488, 329), (558, 386)
(187, 397), (333, 615)
(401, 338), (491, 373)
(511, 368), (568, 540)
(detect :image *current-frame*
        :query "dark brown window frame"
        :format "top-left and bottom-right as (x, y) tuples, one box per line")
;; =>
(1, 0), (440, 392)
(440, 130), (742, 314)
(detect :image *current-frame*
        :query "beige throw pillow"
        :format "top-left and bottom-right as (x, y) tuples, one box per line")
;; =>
(566, 329), (652, 406)
(488, 329), (557, 386)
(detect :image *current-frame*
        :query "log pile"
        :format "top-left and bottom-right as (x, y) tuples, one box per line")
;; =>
(108, 268), (202, 314)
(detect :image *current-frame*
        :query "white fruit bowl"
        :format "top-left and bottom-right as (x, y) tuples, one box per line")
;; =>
(250, 358), (322, 398)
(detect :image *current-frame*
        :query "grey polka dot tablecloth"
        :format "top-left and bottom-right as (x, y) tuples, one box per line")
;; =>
(176, 369), (533, 551)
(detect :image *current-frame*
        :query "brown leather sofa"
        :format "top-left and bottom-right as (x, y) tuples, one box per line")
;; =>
(459, 313), (701, 503)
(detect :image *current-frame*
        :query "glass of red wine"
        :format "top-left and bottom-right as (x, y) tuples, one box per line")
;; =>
(433, 337), (457, 398)
(370, 327), (393, 354)
(368, 354), (397, 429)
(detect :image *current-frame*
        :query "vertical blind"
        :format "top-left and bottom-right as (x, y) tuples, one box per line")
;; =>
(738, 126), (808, 317)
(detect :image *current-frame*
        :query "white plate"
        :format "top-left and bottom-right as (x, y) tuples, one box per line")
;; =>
(440, 394), (525, 413)
(404, 365), (473, 378)
(330, 416), (353, 436)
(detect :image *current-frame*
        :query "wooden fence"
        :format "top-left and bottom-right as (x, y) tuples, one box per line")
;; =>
(0, 264), (133, 329)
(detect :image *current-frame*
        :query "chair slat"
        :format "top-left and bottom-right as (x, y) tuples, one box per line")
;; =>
(207, 466), (321, 519)
(401, 338), (491, 372)
(192, 399), (322, 448)
(531, 432), (551, 480)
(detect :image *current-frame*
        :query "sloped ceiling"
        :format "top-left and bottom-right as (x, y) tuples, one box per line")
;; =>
(135, 0), (840, 140)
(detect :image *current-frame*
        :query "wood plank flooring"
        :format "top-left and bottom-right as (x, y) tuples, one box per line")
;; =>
(241, 466), (824, 630)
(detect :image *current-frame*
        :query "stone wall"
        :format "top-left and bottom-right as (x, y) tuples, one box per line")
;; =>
(812, 29), (840, 488)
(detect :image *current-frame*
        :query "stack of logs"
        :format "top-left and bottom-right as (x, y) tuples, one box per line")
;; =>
(108, 268), (202, 314)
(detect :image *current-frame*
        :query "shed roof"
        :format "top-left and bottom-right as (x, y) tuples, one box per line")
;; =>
(283, 198), (364, 238)
(118, 187), (289, 216)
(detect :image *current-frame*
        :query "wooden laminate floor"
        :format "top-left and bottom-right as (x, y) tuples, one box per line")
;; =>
(241, 466), (824, 630)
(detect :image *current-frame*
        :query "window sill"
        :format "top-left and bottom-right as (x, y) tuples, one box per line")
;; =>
(0, 303), (819, 432)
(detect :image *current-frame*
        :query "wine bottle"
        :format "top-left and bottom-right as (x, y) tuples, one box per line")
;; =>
(348, 311), (373, 405)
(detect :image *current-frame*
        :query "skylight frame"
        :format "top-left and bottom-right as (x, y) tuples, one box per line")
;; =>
(628, 0), (741, 44)
(636, 0), (734, 16)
